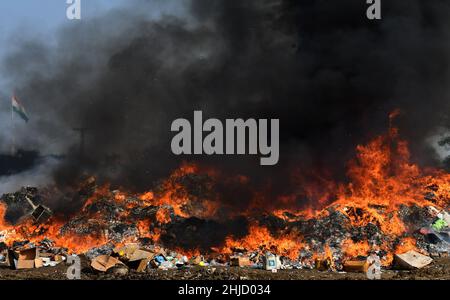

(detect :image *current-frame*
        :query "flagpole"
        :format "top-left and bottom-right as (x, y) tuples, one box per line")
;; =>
(11, 93), (15, 156)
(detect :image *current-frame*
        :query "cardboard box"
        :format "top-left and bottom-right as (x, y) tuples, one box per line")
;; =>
(264, 254), (281, 271)
(54, 254), (65, 263)
(136, 258), (151, 272)
(129, 249), (154, 262)
(230, 256), (251, 267)
(394, 250), (433, 270)
(34, 258), (44, 268)
(12, 248), (40, 269)
(114, 243), (139, 258)
(343, 260), (369, 273)
(190, 256), (203, 265)
(315, 258), (331, 271)
(149, 259), (160, 269)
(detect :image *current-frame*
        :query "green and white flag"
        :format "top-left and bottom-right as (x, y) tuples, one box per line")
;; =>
(12, 94), (29, 122)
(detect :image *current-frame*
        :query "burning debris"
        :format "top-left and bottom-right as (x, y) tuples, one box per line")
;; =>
(0, 127), (448, 278)
(1, 187), (51, 225)
(0, 238), (67, 270)
(0, 186), (447, 275)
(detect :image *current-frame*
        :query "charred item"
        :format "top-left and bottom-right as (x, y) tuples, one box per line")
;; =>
(1, 187), (52, 225)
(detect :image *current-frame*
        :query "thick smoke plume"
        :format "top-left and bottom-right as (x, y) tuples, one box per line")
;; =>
(1, 0), (449, 211)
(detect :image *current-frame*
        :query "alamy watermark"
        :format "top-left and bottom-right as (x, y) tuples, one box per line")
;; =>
(66, 0), (81, 20)
(367, 0), (382, 20)
(66, 255), (81, 279)
(171, 111), (280, 166)
(64, 1), (380, 22)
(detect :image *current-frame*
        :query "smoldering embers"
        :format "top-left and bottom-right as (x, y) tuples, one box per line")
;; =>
(171, 111), (279, 166)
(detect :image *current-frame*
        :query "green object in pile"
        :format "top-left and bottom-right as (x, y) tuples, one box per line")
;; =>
(432, 218), (448, 231)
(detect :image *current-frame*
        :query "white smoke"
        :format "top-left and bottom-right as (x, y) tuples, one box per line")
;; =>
(0, 157), (60, 194)
(427, 128), (450, 162)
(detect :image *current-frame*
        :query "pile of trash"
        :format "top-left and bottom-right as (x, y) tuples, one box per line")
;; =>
(87, 243), (289, 274)
(1, 187), (52, 224)
(86, 201), (450, 274)
(419, 206), (450, 256)
(0, 238), (69, 269)
(0, 182), (449, 276)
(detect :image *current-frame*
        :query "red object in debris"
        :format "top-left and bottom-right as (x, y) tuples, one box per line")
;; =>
(419, 228), (432, 235)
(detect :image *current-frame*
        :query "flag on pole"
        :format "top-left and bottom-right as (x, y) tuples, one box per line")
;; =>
(12, 94), (29, 122)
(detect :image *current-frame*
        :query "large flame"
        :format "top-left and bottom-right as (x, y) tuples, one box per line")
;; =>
(0, 114), (448, 266)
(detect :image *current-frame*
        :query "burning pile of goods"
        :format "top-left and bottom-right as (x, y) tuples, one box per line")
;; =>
(0, 125), (449, 277)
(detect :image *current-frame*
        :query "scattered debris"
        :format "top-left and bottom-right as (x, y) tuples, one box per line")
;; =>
(315, 258), (332, 272)
(136, 258), (152, 272)
(394, 250), (433, 270)
(25, 196), (52, 224)
(231, 256), (251, 268)
(428, 206), (450, 231)
(433, 219), (448, 231)
(0, 182), (448, 276)
(91, 255), (124, 272)
(264, 253), (281, 271)
(420, 227), (450, 246)
(12, 248), (40, 269)
(428, 206), (450, 224)
(343, 260), (369, 273)
(108, 265), (129, 276)
(114, 244), (154, 262)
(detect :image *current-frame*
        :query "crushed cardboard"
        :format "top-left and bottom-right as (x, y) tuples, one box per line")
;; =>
(35, 258), (44, 268)
(113, 244), (139, 259)
(136, 258), (152, 273)
(129, 249), (154, 262)
(91, 255), (124, 272)
(114, 244), (154, 261)
(189, 256), (203, 265)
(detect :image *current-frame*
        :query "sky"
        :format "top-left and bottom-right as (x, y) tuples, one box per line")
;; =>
(0, 0), (191, 192)
(0, 0), (124, 33)
(0, 1), (130, 156)
(0, 0), (187, 51)
(0, 0), (126, 88)
(0, 0), (189, 89)
(0, 1), (125, 190)
(0, 0), (189, 154)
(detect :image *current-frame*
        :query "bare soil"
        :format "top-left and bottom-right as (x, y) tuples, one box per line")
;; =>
(0, 256), (449, 280)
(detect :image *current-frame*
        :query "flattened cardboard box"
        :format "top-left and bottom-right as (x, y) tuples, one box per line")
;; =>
(91, 255), (124, 272)
(394, 250), (433, 270)
(129, 249), (154, 262)
(113, 243), (140, 259)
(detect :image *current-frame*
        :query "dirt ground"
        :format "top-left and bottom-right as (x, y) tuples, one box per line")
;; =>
(0, 256), (449, 280)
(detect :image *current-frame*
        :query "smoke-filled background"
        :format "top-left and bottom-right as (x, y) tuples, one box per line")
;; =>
(0, 0), (449, 209)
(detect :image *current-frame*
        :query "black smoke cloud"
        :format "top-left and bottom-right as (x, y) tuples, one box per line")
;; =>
(1, 0), (449, 209)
